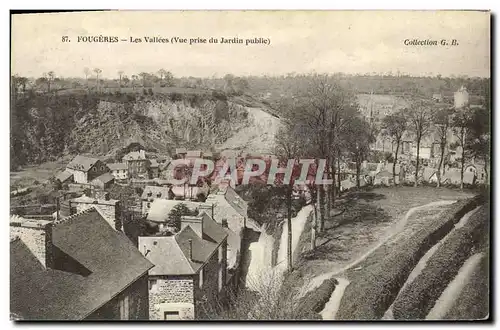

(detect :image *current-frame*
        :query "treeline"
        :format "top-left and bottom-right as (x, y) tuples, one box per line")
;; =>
(272, 73), (490, 272)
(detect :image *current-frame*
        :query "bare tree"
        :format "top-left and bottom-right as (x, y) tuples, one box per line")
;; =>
(344, 117), (374, 188)
(45, 71), (55, 92)
(382, 109), (407, 185)
(139, 72), (148, 87)
(408, 100), (433, 187)
(131, 75), (138, 90)
(451, 108), (472, 189)
(433, 106), (453, 187)
(93, 68), (102, 93)
(83, 67), (91, 88)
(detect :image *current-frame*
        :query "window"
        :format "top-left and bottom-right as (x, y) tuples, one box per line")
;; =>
(119, 295), (130, 320)
(147, 202), (151, 208)
(164, 311), (180, 320)
(199, 269), (204, 289)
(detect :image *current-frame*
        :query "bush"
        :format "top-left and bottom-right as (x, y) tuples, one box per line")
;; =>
(392, 205), (489, 319)
(335, 195), (486, 320)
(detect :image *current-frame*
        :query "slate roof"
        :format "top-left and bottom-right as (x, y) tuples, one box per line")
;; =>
(55, 170), (73, 183)
(224, 186), (248, 218)
(66, 155), (100, 172)
(141, 185), (171, 200)
(140, 215), (227, 275)
(10, 208), (153, 320)
(107, 163), (128, 171)
(92, 172), (115, 184)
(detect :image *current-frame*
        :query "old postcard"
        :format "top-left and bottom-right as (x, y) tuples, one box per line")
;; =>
(10, 10), (490, 321)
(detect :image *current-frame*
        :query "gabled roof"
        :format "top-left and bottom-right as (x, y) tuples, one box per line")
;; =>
(66, 155), (100, 172)
(175, 226), (219, 273)
(122, 151), (146, 161)
(224, 186), (247, 218)
(149, 159), (159, 168)
(92, 172), (115, 184)
(10, 209), (153, 320)
(55, 170), (73, 183)
(107, 163), (128, 171)
(141, 185), (171, 200)
(199, 212), (227, 244)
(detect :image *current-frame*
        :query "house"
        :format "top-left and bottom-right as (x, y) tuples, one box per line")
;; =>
(66, 155), (108, 184)
(176, 148), (187, 159)
(141, 186), (172, 215)
(170, 183), (209, 201)
(432, 93), (444, 103)
(186, 150), (202, 159)
(138, 211), (228, 320)
(454, 86), (469, 109)
(55, 170), (74, 185)
(108, 163), (129, 181)
(70, 194), (121, 230)
(10, 209), (153, 320)
(123, 150), (150, 179)
(91, 172), (115, 190)
(149, 159), (160, 178)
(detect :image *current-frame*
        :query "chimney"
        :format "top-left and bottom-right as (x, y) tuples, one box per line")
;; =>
(221, 218), (228, 228)
(140, 150), (146, 159)
(10, 217), (54, 269)
(180, 215), (203, 237)
(188, 239), (193, 260)
(198, 203), (214, 220)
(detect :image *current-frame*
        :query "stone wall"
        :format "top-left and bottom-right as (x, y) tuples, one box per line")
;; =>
(86, 273), (150, 320)
(148, 276), (195, 320)
(10, 220), (52, 268)
(73, 202), (119, 230)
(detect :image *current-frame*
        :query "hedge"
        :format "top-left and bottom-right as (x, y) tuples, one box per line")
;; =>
(392, 205), (489, 319)
(335, 194), (485, 320)
(295, 278), (338, 319)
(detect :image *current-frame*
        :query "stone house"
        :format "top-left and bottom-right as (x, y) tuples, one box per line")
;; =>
(108, 163), (129, 181)
(70, 194), (121, 230)
(10, 209), (153, 320)
(141, 186), (172, 215)
(123, 150), (150, 179)
(91, 172), (115, 190)
(149, 159), (160, 178)
(66, 155), (109, 184)
(139, 211), (228, 320)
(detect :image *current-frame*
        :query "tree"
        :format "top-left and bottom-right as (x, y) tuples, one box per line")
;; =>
(164, 71), (174, 87)
(382, 109), (407, 184)
(158, 69), (167, 86)
(118, 70), (124, 91)
(344, 117), (374, 188)
(139, 72), (148, 87)
(451, 108), (473, 189)
(467, 105), (490, 183)
(93, 68), (102, 93)
(131, 75), (138, 90)
(167, 203), (198, 232)
(83, 67), (91, 88)
(274, 119), (307, 272)
(45, 71), (55, 92)
(433, 106), (453, 187)
(408, 100), (432, 187)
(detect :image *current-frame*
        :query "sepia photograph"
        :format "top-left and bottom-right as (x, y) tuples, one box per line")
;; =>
(9, 10), (491, 321)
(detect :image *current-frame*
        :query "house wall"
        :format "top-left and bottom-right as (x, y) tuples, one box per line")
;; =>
(10, 222), (53, 268)
(86, 273), (150, 320)
(73, 202), (120, 230)
(66, 169), (88, 184)
(194, 245), (226, 318)
(148, 275), (195, 320)
(87, 160), (109, 182)
(111, 169), (129, 180)
(127, 160), (149, 179)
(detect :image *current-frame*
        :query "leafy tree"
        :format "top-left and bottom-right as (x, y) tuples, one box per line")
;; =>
(168, 203), (198, 232)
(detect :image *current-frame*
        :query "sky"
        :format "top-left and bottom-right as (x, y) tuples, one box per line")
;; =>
(11, 10), (490, 79)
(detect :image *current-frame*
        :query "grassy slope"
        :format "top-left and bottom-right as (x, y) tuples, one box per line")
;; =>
(392, 204), (490, 320)
(334, 195), (484, 320)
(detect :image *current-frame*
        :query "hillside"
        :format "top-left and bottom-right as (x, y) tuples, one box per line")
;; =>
(10, 91), (254, 169)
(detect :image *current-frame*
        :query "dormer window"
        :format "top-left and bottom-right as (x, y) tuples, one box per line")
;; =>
(157, 192), (162, 198)
(147, 192), (152, 197)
